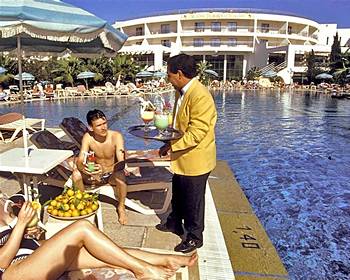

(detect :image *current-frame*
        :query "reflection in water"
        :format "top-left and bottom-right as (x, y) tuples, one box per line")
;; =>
(214, 90), (350, 280)
(1, 91), (350, 279)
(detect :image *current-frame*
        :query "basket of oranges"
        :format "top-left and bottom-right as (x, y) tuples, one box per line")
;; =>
(46, 187), (99, 220)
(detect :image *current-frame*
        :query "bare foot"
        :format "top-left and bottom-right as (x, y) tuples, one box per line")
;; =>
(135, 264), (174, 279)
(117, 206), (127, 225)
(165, 252), (198, 271)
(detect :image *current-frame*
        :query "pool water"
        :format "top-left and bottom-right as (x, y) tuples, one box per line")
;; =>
(1, 91), (350, 279)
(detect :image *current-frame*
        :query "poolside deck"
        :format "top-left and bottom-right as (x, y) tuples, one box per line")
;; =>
(0, 128), (287, 280)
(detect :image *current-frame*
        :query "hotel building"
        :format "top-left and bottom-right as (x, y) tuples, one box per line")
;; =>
(113, 8), (350, 84)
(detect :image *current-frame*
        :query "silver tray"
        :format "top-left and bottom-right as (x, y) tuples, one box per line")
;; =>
(128, 125), (183, 141)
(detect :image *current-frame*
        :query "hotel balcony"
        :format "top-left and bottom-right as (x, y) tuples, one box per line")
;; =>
(181, 40), (254, 52)
(181, 25), (255, 34)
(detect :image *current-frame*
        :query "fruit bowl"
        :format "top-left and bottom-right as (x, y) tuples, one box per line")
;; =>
(46, 188), (100, 221)
(48, 209), (97, 221)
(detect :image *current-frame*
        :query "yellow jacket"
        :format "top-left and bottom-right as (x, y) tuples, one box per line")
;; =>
(170, 79), (217, 176)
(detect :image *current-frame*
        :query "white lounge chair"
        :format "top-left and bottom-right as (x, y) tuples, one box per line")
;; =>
(0, 113), (45, 143)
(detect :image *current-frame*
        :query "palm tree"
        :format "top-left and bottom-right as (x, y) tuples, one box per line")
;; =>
(246, 66), (261, 81)
(197, 61), (212, 85)
(0, 54), (17, 83)
(51, 57), (84, 86)
(82, 56), (112, 84)
(332, 48), (350, 85)
(111, 54), (142, 83)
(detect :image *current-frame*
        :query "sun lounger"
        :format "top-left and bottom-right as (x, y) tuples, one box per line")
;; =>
(34, 124), (172, 217)
(0, 113), (45, 143)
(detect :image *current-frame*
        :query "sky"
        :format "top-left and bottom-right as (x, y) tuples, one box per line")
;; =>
(64, 0), (350, 28)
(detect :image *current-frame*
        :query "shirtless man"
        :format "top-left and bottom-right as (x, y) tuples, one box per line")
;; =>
(72, 109), (128, 224)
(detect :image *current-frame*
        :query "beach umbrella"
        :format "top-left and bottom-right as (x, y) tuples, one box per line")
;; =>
(0, 0), (127, 102)
(153, 71), (167, 78)
(14, 72), (35, 81)
(77, 71), (96, 89)
(0, 67), (7, 74)
(315, 73), (333, 80)
(204, 69), (219, 77)
(263, 70), (278, 78)
(136, 71), (154, 78)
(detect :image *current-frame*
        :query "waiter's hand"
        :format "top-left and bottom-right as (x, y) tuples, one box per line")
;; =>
(159, 142), (171, 157)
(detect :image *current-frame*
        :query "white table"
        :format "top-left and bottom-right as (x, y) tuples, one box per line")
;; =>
(0, 148), (73, 200)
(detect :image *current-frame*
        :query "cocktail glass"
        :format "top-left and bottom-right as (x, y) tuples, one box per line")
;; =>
(154, 113), (169, 137)
(141, 109), (155, 131)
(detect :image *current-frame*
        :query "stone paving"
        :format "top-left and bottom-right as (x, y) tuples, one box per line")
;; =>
(0, 134), (200, 280)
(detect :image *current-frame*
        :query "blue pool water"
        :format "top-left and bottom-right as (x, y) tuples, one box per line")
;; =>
(1, 91), (350, 279)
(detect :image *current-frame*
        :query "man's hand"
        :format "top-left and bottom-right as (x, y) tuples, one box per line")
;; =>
(83, 163), (103, 176)
(159, 143), (171, 157)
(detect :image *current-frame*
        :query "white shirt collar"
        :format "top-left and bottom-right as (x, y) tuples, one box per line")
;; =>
(181, 78), (196, 96)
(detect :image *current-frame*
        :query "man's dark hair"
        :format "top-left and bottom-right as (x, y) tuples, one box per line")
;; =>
(167, 54), (197, 79)
(86, 109), (106, 125)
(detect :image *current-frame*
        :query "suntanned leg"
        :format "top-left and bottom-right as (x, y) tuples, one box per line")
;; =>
(124, 249), (198, 271)
(71, 168), (86, 191)
(110, 171), (127, 225)
(68, 247), (197, 272)
(3, 220), (173, 280)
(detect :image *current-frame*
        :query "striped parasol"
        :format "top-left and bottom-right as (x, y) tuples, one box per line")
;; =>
(0, 0), (127, 101)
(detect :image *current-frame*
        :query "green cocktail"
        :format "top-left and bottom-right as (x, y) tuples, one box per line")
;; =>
(154, 113), (169, 136)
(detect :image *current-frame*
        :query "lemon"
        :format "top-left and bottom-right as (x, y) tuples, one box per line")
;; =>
(58, 210), (64, 217)
(71, 210), (80, 217)
(31, 201), (41, 210)
(67, 189), (75, 197)
(64, 212), (72, 217)
(70, 204), (76, 211)
(80, 210), (87, 216)
(51, 209), (58, 216)
(63, 204), (70, 211)
(76, 203), (84, 210)
(86, 208), (93, 214)
(91, 204), (98, 211)
(50, 200), (57, 207)
(62, 198), (69, 204)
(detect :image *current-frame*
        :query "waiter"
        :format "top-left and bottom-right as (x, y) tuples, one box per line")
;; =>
(157, 54), (217, 253)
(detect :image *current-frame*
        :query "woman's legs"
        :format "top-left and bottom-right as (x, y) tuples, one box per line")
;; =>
(68, 247), (198, 271)
(4, 220), (173, 280)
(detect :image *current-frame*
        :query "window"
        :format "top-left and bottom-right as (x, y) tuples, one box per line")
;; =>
(135, 27), (143, 36)
(161, 40), (171, 47)
(288, 26), (292, 35)
(161, 24), (170, 34)
(227, 22), (237, 32)
(261, 23), (269, 33)
(211, 22), (221, 32)
(193, 38), (204, 47)
(228, 38), (237, 47)
(211, 38), (221, 47)
(195, 22), (205, 32)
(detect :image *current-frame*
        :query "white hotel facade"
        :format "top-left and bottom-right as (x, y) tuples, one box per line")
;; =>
(113, 8), (350, 84)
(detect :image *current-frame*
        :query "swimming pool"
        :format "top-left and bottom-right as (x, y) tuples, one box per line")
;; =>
(1, 91), (349, 279)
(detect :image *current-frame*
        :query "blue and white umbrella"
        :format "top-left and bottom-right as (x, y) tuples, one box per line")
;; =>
(14, 72), (35, 81)
(0, 67), (7, 75)
(153, 71), (167, 78)
(136, 71), (154, 78)
(204, 69), (219, 77)
(0, 0), (127, 101)
(77, 71), (96, 79)
(77, 71), (96, 89)
(263, 70), (278, 78)
(315, 73), (333, 80)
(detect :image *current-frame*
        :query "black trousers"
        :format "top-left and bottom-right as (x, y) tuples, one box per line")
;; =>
(168, 172), (210, 242)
